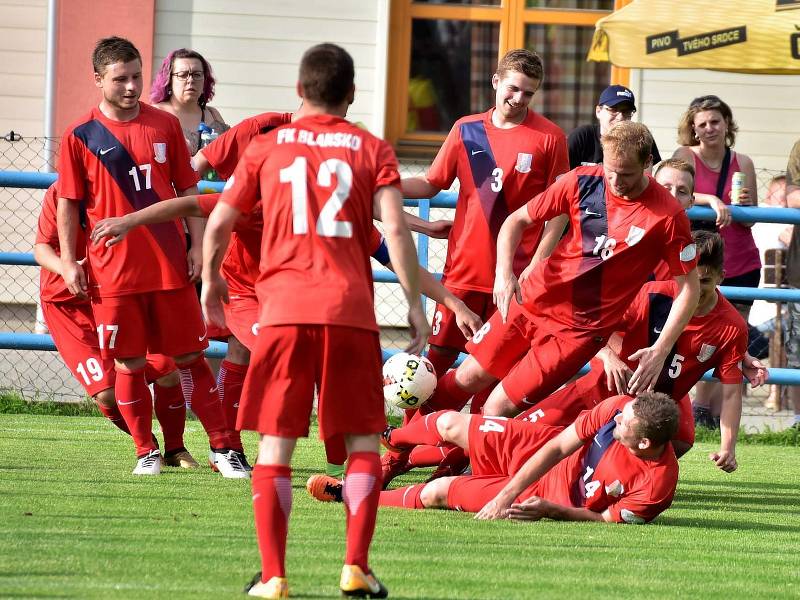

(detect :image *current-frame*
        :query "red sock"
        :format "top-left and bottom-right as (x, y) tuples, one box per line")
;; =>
(325, 434), (348, 467)
(218, 359), (247, 451)
(379, 484), (426, 509)
(152, 382), (186, 453)
(425, 346), (457, 381)
(408, 444), (447, 467)
(343, 452), (382, 571)
(94, 399), (131, 435)
(178, 355), (231, 449)
(252, 465), (292, 580)
(437, 445), (469, 475)
(390, 410), (447, 448)
(470, 387), (492, 414)
(115, 367), (157, 457)
(424, 370), (473, 413)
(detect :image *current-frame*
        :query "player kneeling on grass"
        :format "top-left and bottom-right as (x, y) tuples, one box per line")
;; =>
(310, 392), (679, 524)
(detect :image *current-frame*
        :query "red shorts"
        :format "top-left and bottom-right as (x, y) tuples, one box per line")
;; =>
(676, 393), (694, 446)
(223, 295), (259, 351)
(237, 325), (386, 439)
(42, 300), (114, 396)
(91, 285), (208, 359)
(467, 301), (605, 409)
(516, 382), (589, 428)
(428, 288), (496, 352)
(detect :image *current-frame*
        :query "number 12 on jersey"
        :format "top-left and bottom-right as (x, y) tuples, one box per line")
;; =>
(280, 157), (353, 238)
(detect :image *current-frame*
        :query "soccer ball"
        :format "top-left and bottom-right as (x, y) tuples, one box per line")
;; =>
(382, 352), (437, 410)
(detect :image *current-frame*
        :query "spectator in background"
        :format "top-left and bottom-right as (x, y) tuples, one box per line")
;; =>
(673, 95), (761, 428)
(151, 48), (229, 155)
(567, 85), (661, 170)
(783, 140), (800, 429)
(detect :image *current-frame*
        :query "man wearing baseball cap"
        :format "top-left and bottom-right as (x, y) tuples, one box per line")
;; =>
(568, 84), (661, 169)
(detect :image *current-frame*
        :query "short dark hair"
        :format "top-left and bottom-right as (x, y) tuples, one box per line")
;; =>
(299, 43), (354, 108)
(601, 121), (654, 166)
(496, 48), (544, 82)
(693, 230), (725, 273)
(93, 36), (141, 75)
(631, 391), (679, 446)
(677, 94), (738, 148)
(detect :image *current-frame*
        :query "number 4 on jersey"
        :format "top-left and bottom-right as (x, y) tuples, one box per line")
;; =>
(280, 156), (353, 238)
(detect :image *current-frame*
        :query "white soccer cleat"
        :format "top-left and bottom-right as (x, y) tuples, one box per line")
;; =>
(132, 449), (161, 476)
(212, 449), (250, 479)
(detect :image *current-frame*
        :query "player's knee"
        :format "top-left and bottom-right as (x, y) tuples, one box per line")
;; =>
(225, 336), (251, 365)
(173, 350), (202, 367)
(454, 357), (495, 393)
(93, 387), (115, 409)
(436, 411), (464, 443)
(115, 357), (146, 373)
(483, 392), (518, 417)
(419, 479), (451, 508)
(155, 369), (180, 387)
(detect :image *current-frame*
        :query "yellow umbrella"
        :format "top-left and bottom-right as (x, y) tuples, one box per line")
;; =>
(588, 0), (800, 73)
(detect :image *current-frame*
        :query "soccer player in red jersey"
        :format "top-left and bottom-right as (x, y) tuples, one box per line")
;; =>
(55, 37), (241, 477)
(521, 230), (768, 472)
(34, 184), (194, 467)
(201, 44), (429, 598)
(311, 392), (679, 524)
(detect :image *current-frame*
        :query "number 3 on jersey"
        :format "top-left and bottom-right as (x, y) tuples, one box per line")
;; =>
(280, 156), (353, 238)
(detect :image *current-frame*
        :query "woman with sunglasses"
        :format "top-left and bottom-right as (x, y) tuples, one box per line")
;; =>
(151, 48), (229, 155)
(673, 95), (761, 428)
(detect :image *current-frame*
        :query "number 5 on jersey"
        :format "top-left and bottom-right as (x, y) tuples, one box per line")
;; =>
(280, 157), (353, 238)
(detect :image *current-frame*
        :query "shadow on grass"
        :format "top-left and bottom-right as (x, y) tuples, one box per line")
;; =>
(676, 488), (800, 508)
(679, 479), (800, 492)
(658, 515), (800, 532)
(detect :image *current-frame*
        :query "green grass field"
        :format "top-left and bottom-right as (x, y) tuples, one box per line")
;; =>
(1, 413), (799, 599)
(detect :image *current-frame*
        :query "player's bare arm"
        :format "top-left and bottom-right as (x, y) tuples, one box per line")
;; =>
(710, 382), (742, 473)
(56, 197), (88, 299)
(403, 213), (453, 240)
(494, 204), (534, 322)
(475, 424), (583, 521)
(519, 214), (568, 284)
(178, 184), (203, 283)
(33, 243), (63, 277)
(628, 270), (700, 395)
(377, 185), (430, 355)
(192, 150), (211, 178)
(506, 496), (608, 523)
(201, 201), (239, 328)
(90, 195), (205, 247)
(400, 176), (441, 200)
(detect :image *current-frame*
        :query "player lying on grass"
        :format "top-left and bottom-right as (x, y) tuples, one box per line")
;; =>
(310, 392), (679, 524)
(34, 183), (197, 470)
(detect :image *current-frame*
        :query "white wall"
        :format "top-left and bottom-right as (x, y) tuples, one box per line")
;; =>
(153, 0), (388, 132)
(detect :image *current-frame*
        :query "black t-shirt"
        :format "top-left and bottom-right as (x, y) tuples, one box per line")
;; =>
(568, 123), (662, 170)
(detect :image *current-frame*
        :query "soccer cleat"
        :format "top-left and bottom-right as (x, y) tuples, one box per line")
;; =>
(233, 449), (253, 472)
(380, 426), (403, 453)
(210, 449), (250, 479)
(380, 451), (411, 490)
(163, 449), (200, 469)
(244, 572), (289, 598)
(306, 474), (343, 503)
(340, 564), (388, 598)
(132, 449), (161, 476)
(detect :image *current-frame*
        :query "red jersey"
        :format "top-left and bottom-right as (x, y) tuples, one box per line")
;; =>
(522, 166), (696, 340)
(58, 104), (199, 297)
(220, 114), (400, 331)
(427, 108), (569, 293)
(35, 184), (88, 305)
(531, 395), (678, 524)
(201, 112), (293, 179)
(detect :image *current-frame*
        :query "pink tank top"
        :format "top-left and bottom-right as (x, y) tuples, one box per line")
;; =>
(693, 151), (761, 277)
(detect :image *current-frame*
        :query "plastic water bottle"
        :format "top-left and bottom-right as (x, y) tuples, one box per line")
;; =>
(197, 123), (219, 181)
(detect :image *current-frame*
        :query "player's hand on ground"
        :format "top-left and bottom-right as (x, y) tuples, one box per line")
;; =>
(454, 303), (483, 341)
(475, 497), (511, 520)
(90, 216), (130, 247)
(405, 304), (430, 355)
(61, 260), (88, 300)
(709, 450), (737, 473)
(201, 274), (229, 328)
(493, 271), (521, 323)
(711, 196), (732, 227)
(506, 496), (551, 521)
(742, 353), (768, 387)
(425, 219), (454, 239)
(626, 346), (667, 395)
(187, 245), (203, 283)
(597, 347), (633, 395)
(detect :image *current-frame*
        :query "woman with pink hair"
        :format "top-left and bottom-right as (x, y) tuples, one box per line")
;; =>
(151, 48), (229, 155)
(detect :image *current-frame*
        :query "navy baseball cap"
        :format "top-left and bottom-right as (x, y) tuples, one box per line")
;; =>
(598, 85), (636, 109)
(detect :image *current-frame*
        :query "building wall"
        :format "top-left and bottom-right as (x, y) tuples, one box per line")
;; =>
(153, 0), (389, 132)
(632, 68), (800, 177)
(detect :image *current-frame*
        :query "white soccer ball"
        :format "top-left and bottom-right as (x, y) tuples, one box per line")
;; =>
(382, 352), (437, 410)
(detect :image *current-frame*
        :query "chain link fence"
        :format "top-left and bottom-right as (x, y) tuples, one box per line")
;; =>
(0, 133), (790, 406)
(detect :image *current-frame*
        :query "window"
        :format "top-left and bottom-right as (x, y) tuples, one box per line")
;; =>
(386, 0), (630, 155)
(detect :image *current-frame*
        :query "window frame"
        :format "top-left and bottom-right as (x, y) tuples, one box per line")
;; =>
(385, 0), (631, 153)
